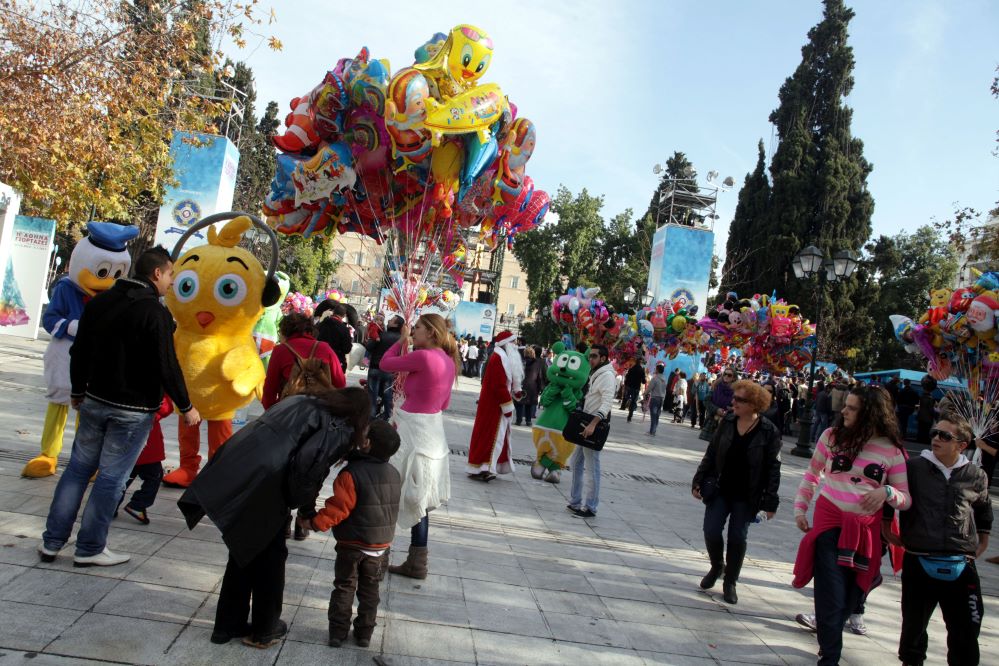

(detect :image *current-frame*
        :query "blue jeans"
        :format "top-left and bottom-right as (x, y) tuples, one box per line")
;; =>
(411, 513), (429, 547)
(43, 399), (154, 556)
(649, 400), (663, 434)
(568, 445), (600, 513)
(367, 368), (394, 419)
(813, 528), (862, 666)
(702, 494), (753, 548)
(811, 411), (830, 443)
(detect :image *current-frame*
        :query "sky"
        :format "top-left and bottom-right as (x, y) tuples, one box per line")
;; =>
(229, 0), (998, 263)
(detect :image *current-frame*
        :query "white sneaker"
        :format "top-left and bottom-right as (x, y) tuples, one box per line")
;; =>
(38, 544), (60, 563)
(795, 613), (817, 632)
(846, 614), (867, 635)
(73, 547), (130, 568)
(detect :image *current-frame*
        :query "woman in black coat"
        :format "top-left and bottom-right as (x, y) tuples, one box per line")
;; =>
(691, 380), (782, 605)
(516, 346), (546, 426)
(179, 388), (370, 648)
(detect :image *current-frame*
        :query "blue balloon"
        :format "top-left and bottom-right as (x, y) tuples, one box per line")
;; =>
(459, 132), (498, 201)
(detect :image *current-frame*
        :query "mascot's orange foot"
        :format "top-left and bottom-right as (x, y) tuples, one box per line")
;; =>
(21, 455), (57, 478)
(162, 467), (199, 488)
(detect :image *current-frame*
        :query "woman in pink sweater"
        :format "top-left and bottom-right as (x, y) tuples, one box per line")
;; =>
(792, 386), (910, 666)
(379, 313), (460, 579)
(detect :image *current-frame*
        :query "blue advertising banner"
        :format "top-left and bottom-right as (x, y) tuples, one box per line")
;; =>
(154, 132), (240, 253)
(451, 301), (496, 341)
(646, 224), (714, 311)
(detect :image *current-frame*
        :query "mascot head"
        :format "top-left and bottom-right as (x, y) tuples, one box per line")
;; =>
(166, 216), (279, 337)
(68, 222), (139, 296)
(546, 341), (590, 390)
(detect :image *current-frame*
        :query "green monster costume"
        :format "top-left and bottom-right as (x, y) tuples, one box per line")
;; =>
(251, 271), (291, 368)
(531, 342), (590, 483)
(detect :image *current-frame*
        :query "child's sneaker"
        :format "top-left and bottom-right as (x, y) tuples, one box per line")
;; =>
(123, 505), (150, 525)
(795, 613), (817, 632)
(846, 614), (867, 635)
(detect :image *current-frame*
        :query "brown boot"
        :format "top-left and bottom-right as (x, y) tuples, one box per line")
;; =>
(388, 546), (428, 579)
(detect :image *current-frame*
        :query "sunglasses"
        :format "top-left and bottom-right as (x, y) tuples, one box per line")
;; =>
(732, 395), (750, 404)
(930, 428), (965, 443)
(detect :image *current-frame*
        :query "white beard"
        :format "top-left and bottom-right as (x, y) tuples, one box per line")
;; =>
(493, 343), (524, 396)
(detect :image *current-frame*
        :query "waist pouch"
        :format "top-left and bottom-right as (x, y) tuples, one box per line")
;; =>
(918, 555), (967, 582)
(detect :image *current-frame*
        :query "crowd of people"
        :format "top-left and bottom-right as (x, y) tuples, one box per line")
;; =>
(27, 249), (996, 664)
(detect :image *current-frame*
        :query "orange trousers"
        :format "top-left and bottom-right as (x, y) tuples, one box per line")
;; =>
(177, 418), (232, 471)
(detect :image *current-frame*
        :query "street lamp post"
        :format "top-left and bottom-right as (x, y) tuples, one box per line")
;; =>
(791, 245), (859, 458)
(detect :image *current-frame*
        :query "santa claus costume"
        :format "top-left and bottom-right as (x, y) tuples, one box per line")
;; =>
(467, 331), (524, 481)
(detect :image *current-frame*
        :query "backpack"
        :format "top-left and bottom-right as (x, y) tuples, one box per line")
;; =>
(280, 341), (333, 400)
(286, 411), (355, 508)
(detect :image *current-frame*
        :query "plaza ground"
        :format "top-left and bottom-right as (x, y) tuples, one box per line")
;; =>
(0, 337), (995, 665)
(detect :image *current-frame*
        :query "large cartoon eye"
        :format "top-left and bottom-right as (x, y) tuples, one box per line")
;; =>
(173, 270), (199, 302)
(112, 263), (127, 279)
(95, 261), (112, 279)
(556, 354), (569, 369)
(214, 273), (247, 306)
(475, 54), (490, 73)
(460, 44), (473, 68)
(567, 357), (582, 371)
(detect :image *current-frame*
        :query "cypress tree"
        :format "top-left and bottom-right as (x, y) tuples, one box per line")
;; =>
(761, 0), (874, 361)
(719, 140), (771, 297)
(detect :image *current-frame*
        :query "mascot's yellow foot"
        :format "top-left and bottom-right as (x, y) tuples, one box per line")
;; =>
(21, 455), (57, 478)
(162, 467), (198, 488)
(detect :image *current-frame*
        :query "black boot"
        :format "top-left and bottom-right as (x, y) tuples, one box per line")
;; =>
(700, 537), (725, 590)
(722, 540), (747, 604)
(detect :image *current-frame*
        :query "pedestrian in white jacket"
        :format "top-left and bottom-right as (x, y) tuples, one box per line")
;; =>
(567, 345), (615, 518)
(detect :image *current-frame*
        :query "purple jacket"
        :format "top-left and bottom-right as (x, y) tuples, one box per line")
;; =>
(711, 381), (734, 409)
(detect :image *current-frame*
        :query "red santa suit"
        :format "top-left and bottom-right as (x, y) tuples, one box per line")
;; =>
(467, 331), (524, 479)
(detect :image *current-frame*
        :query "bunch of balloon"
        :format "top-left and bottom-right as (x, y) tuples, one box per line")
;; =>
(549, 287), (615, 348)
(281, 292), (315, 317)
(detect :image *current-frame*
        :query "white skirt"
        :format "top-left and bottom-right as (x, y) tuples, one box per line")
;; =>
(391, 407), (451, 530)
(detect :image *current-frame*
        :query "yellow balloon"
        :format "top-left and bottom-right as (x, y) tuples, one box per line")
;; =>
(430, 140), (462, 193)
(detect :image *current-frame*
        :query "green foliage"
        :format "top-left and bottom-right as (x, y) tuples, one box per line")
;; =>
(719, 140), (771, 295)
(278, 234), (340, 296)
(709, 254), (720, 292)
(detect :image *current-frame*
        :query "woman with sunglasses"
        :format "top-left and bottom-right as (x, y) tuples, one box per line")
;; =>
(792, 386), (911, 666)
(692, 380), (782, 604)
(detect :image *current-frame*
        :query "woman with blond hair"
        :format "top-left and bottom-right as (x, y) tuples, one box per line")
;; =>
(378, 314), (460, 579)
(692, 380), (783, 605)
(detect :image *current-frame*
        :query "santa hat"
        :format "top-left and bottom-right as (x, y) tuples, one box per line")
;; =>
(494, 330), (517, 347)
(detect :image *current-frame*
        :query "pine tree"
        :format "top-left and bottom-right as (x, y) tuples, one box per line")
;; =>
(760, 0), (874, 362)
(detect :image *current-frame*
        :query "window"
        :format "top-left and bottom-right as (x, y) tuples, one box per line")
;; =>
(350, 280), (360, 294)
(506, 303), (515, 316)
(370, 284), (380, 296)
(355, 251), (364, 266)
(333, 249), (345, 262)
(510, 276), (520, 289)
(374, 256), (384, 268)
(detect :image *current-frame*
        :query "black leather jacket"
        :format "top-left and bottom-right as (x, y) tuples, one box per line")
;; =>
(900, 456), (993, 556)
(692, 413), (783, 513)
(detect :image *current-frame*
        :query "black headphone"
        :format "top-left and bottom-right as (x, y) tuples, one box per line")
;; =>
(170, 211), (282, 307)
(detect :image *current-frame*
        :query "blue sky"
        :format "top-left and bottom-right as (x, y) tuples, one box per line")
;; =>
(234, 0), (998, 261)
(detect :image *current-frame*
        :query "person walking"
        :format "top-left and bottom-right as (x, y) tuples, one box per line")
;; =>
(671, 371), (688, 423)
(622, 359), (646, 422)
(566, 345), (615, 519)
(380, 314), (460, 579)
(39, 247), (201, 567)
(695, 373), (711, 429)
(692, 380), (782, 604)
(810, 381), (832, 444)
(896, 378), (919, 439)
(645, 363), (669, 436)
(792, 386), (911, 666)
(178, 388), (370, 648)
(364, 315), (403, 419)
(897, 413), (991, 666)
(463, 337), (478, 377)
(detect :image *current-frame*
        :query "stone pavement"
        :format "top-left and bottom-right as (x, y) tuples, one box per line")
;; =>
(0, 336), (996, 665)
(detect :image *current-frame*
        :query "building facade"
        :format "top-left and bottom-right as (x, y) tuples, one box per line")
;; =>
(329, 232), (387, 310)
(493, 250), (533, 334)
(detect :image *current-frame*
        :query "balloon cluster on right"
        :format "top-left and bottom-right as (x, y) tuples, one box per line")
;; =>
(891, 269), (999, 382)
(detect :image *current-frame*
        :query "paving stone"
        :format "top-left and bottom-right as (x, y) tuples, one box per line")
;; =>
(93, 579), (209, 624)
(462, 578), (537, 610)
(382, 618), (475, 662)
(385, 590), (469, 627)
(0, 600), (84, 652)
(0, 568), (118, 610)
(46, 612), (183, 663)
(465, 600), (550, 638)
(125, 554), (225, 592)
(543, 610), (632, 649)
(157, 625), (279, 666)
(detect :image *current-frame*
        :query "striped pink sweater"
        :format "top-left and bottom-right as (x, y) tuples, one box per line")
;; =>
(794, 428), (910, 517)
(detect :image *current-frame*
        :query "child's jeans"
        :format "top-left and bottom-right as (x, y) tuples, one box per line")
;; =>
(328, 545), (389, 641)
(117, 462), (163, 512)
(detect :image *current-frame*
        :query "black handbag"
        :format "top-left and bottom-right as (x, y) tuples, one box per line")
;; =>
(562, 409), (610, 451)
(698, 475), (719, 505)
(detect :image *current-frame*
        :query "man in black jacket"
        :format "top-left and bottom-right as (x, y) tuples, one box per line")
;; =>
(317, 303), (353, 372)
(365, 315), (402, 419)
(40, 247), (200, 568)
(898, 414), (992, 666)
(621, 359), (646, 422)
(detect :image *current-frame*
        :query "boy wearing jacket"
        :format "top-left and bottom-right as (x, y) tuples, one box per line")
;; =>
(116, 396), (172, 524)
(898, 413), (992, 666)
(300, 420), (402, 649)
